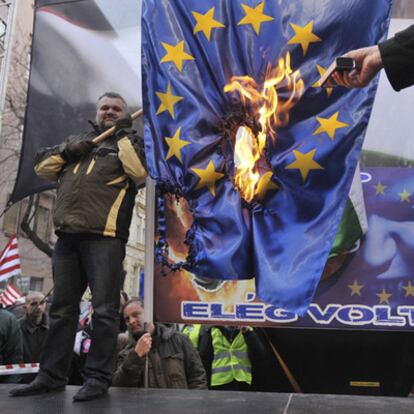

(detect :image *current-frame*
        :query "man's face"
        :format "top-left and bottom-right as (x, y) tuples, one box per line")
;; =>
(95, 96), (127, 130)
(26, 295), (46, 322)
(123, 302), (145, 336)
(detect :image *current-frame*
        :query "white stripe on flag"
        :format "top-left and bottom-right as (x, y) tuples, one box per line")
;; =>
(0, 282), (23, 307)
(7, 284), (20, 297)
(0, 236), (21, 283)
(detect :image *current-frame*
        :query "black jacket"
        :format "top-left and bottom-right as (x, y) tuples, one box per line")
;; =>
(19, 314), (48, 363)
(379, 24), (414, 91)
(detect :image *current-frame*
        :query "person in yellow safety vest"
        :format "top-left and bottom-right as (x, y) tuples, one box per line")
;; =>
(210, 326), (252, 387)
(195, 325), (269, 391)
(181, 324), (202, 348)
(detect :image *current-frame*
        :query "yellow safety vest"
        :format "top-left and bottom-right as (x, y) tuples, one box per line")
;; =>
(211, 328), (252, 386)
(182, 324), (201, 348)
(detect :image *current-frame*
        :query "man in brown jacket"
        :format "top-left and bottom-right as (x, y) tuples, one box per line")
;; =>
(113, 298), (207, 389)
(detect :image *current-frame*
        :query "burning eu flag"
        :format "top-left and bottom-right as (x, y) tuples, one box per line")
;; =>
(142, 0), (392, 314)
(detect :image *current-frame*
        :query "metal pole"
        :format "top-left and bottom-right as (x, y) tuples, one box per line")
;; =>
(143, 176), (156, 388)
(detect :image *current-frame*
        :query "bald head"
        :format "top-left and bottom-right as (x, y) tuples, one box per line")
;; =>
(25, 291), (46, 324)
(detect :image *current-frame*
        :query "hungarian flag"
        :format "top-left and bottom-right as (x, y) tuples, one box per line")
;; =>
(0, 283), (23, 307)
(0, 235), (21, 283)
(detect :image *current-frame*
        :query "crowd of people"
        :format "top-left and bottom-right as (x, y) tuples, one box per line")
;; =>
(1, 293), (281, 394)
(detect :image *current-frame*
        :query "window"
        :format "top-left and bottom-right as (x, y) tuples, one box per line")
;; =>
(34, 205), (51, 242)
(2, 201), (20, 235)
(29, 277), (43, 292)
(9, 194), (54, 242)
(16, 276), (30, 294)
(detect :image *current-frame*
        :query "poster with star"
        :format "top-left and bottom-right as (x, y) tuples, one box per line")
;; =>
(141, 0), (405, 325)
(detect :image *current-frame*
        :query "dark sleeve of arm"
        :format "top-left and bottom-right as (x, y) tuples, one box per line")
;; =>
(1, 317), (23, 384)
(180, 334), (208, 389)
(243, 329), (269, 366)
(379, 24), (414, 91)
(197, 328), (213, 387)
(3, 316), (23, 364)
(112, 348), (145, 387)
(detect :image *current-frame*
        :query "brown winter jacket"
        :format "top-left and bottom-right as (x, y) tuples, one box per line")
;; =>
(112, 324), (207, 389)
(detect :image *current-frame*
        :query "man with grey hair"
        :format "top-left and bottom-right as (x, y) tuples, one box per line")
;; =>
(10, 92), (147, 401)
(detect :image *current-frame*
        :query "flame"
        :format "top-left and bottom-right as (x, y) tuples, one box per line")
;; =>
(224, 52), (304, 202)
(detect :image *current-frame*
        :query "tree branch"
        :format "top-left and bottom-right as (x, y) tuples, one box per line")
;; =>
(20, 195), (53, 257)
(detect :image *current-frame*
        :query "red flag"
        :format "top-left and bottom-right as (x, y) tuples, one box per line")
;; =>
(0, 235), (21, 283)
(0, 282), (23, 307)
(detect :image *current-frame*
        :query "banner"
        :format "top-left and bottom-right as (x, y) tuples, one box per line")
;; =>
(142, 0), (392, 313)
(153, 18), (414, 330)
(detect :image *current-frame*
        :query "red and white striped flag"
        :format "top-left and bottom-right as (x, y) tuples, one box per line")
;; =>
(0, 235), (21, 283)
(0, 282), (23, 307)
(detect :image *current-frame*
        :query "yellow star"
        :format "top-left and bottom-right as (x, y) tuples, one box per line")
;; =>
(256, 171), (279, 200)
(192, 160), (224, 196)
(399, 188), (411, 202)
(376, 289), (392, 304)
(313, 112), (349, 141)
(192, 7), (225, 41)
(288, 21), (321, 56)
(348, 280), (364, 296)
(374, 182), (387, 195)
(286, 149), (324, 181)
(402, 281), (414, 297)
(164, 127), (191, 163)
(156, 82), (183, 119)
(160, 40), (194, 72)
(312, 64), (333, 97)
(238, 1), (274, 35)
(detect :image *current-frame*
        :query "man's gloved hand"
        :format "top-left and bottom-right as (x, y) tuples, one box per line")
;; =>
(115, 115), (133, 133)
(64, 140), (95, 161)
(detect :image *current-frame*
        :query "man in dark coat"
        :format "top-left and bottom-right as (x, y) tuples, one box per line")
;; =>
(19, 292), (48, 362)
(332, 25), (414, 90)
(112, 298), (207, 389)
(19, 292), (48, 383)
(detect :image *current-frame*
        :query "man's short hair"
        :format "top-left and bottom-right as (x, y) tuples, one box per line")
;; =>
(26, 291), (45, 302)
(97, 92), (127, 107)
(121, 297), (144, 316)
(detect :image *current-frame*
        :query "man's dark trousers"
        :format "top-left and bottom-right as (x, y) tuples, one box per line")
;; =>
(37, 233), (124, 388)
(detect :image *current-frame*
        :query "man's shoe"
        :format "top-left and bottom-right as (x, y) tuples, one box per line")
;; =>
(73, 382), (108, 402)
(9, 378), (65, 397)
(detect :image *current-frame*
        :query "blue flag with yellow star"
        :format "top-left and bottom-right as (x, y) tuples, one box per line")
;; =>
(142, 0), (392, 314)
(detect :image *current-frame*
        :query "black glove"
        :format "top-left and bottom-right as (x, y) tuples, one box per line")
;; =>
(64, 140), (95, 162)
(115, 114), (133, 134)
